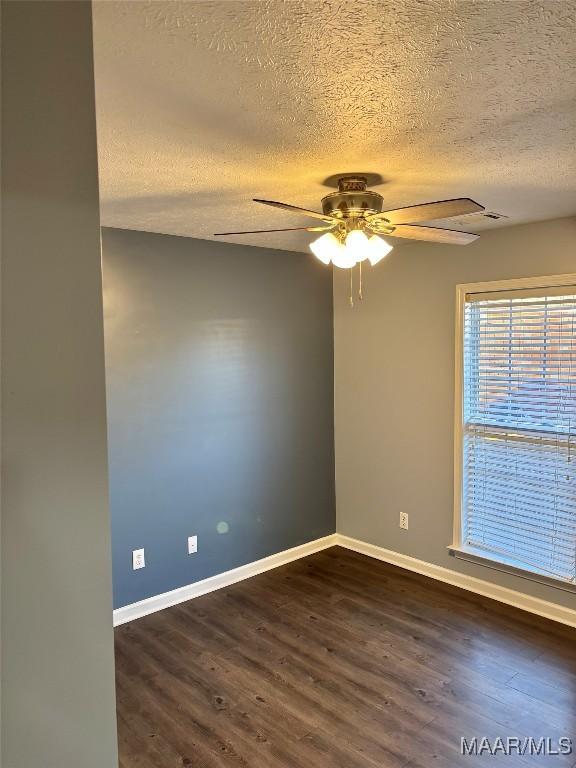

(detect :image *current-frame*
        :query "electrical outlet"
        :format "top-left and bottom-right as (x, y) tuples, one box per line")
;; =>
(399, 512), (409, 531)
(187, 535), (198, 555)
(132, 548), (145, 570)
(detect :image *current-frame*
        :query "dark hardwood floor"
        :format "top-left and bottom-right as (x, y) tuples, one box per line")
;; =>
(115, 546), (576, 767)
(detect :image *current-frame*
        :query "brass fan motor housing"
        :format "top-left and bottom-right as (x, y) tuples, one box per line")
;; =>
(321, 176), (384, 219)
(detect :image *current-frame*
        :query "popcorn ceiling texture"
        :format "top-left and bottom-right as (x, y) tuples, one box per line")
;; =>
(93, 0), (576, 253)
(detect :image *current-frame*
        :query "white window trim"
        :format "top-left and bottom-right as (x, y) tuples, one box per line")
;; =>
(450, 273), (576, 592)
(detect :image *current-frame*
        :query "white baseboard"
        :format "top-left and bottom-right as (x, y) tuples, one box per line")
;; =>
(335, 534), (576, 629)
(113, 534), (338, 626)
(114, 531), (576, 630)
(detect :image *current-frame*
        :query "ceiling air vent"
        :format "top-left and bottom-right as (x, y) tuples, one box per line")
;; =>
(443, 210), (509, 229)
(455, 210), (509, 223)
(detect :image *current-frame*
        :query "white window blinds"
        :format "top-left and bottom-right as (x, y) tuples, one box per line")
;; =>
(462, 288), (576, 583)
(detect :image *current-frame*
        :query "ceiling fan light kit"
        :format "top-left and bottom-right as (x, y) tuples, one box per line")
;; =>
(215, 175), (484, 305)
(311, 229), (393, 269)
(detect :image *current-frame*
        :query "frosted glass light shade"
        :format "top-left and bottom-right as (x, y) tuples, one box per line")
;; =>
(345, 230), (369, 262)
(309, 232), (340, 264)
(331, 246), (356, 269)
(367, 235), (393, 265)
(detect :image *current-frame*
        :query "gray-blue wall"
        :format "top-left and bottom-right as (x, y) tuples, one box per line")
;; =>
(102, 228), (335, 609)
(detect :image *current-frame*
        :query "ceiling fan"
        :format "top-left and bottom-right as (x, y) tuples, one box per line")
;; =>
(214, 175), (484, 271)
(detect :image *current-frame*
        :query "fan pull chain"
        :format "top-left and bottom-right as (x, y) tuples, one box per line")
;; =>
(358, 260), (363, 301)
(349, 267), (354, 308)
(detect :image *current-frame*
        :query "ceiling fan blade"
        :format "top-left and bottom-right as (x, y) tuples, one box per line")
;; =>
(253, 198), (336, 223)
(369, 198), (484, 225)
(213, 225), (332, 236)
(388, 224), (479, 245)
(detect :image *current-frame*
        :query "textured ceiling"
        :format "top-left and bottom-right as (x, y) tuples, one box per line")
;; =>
(93, 0), (576, 253)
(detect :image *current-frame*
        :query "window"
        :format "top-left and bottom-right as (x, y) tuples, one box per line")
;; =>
(453, 276), (576, 586)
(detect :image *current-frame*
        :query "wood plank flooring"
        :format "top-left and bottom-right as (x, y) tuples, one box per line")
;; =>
(115, 546), (576, 767)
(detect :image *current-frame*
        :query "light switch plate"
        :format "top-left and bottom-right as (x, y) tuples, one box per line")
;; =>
(188, 535), (198, 555)
(132, 548), (145, 570)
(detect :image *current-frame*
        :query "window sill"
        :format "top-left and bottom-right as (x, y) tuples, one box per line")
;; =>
(447, 545), (576, 595)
